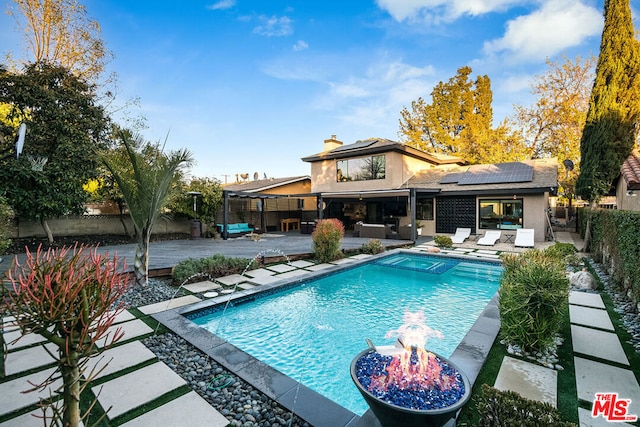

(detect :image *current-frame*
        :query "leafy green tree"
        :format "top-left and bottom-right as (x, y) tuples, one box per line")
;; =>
(576, 0), (640, 248)
(169, 177), (224, 231)
(0, 62), (108, 243)
(102, 132), (193, 286)
(399, 66), (526, 163)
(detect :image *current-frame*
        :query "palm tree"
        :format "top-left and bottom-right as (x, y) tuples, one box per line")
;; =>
(103, 132), (193, 286)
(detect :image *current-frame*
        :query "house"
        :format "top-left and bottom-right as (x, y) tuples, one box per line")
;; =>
(616, 150), (640, 211)
(301, 136), (558, 242)
(219, 175), (314, 234)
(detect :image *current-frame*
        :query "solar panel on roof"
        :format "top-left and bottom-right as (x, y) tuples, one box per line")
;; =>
(440, 172), (464, 184)
(330, 139), (377, 153)
(458, 162), (533, 185)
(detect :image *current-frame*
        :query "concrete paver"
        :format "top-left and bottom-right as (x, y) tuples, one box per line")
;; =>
(215, 274), (247, 286)
(183, 280), (222, 293)
(273, 269), (311, 280)
(96, 319), (155, 348)
(138, 295), (201, 315)
(92, 362), (186, 420)
(0, 368), (61, 415)
(571, 325), (628, 365)
(111, 310), (136, 324)
(289, 260), (316, 268)
(84, 340), (156, 380)
(569, 291), (605, 309)
(578, 407), (634, 427)
(494, 356), (557, 407)
(119, 391), (228, 427)
(305, 263), (335, 271)
(243, 268), (276, 278)
(4, 342), (57, 376)
(246, 274), (283, 285)
(0, 408), (84, 427)
(3, 329), (47, 351)
(265, 264), (297, 273)
(575, 356), (640, 417)
(570, 305), (614, 331)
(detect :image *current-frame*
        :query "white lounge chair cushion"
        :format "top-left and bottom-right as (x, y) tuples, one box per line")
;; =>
(477, 230), (502, 246)
(451, 228), (472, 244)
(514, 228), (535, 247)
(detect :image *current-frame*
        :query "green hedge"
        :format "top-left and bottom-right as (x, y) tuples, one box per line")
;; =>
(172, 254), (257, 285)
(579, 207), (640, 303)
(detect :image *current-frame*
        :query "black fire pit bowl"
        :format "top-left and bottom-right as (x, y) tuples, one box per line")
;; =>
(350, 348), (471, 427)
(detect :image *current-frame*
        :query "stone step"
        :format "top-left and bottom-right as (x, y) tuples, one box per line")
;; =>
(493, 356), (557, 407)
(119, 391), (228, 427)
(91, 362), (186, 420)
(571, 325), (628, 365)
(570, 305), (614, 331)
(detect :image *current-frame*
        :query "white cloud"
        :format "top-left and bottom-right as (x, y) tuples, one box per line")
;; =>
(375, 0), (524, 22)
(483, 0), (602, 61)
(206, 0), (235, 11)
(253, 16), (293, 37)
(293, 40), (309, 51)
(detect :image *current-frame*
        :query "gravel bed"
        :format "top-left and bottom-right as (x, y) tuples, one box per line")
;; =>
(588, 259), (640, 353)
(119, 279), (310, 427)
(143, 333), (309, 427)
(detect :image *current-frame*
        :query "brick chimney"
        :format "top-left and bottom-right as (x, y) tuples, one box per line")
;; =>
(323, 134), (343, 152)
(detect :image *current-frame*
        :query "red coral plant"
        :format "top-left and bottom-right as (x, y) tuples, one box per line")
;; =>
(2, 244), (131, 427)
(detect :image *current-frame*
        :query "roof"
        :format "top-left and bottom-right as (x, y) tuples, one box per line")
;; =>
(301, 137), (465, 166)
(621, 151), (640, 190)
(405, 158), (558, 196)
(223, 175), (310, 193)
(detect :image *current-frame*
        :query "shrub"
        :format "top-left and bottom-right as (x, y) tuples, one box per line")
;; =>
(433, 235), (453, 248)
(312, 218), (344, 263)
(0, 196), (13, 254)
(2, 245), (131, 427)
(172, 253), (257, 284)
(499, 250), (569, 353)
(476, 384), (576, 427)
(360, 239), (384, 255)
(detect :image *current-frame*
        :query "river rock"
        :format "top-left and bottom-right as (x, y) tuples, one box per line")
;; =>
(569, 269), (596, 290)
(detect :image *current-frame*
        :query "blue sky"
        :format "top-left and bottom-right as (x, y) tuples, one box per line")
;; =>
(0, 0), (621, 182)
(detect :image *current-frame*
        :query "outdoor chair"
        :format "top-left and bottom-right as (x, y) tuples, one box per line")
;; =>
(477, 230), (502, 246)
(451, 228), (471, 244)
(514, 228), (535, 248)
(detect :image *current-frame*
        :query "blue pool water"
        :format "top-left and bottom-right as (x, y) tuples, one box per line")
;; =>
(191, 253), (502, 416)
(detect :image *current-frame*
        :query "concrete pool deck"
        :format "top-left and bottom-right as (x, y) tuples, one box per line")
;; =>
(3, 230), (637, 426)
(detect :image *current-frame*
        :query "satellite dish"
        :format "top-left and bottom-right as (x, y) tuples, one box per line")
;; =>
(563, 159), (574, 171)
(16, 123), (26, 158)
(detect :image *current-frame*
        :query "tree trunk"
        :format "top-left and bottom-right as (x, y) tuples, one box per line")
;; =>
(60, 350), (81, 427)
(117, 201), (132, 238)
(581, 203), (595, 252)
(134, 230), (150, 286)
(40, 217), (54, 243)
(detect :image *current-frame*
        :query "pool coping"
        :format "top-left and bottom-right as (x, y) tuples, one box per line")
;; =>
(152, 249), (501, 427)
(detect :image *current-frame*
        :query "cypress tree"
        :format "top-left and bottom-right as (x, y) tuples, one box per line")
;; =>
(575, 0), (640, 202)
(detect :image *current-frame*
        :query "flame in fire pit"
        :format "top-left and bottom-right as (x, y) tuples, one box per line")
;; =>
(369, 311), (454, 393)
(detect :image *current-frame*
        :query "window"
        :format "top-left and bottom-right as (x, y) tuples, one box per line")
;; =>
(336, 155), (385, 182)
(479, 199), (523, 229)
(416, 198), (434, 221)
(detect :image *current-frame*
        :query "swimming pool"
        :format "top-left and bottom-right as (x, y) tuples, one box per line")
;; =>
(188, 252), (502, 416)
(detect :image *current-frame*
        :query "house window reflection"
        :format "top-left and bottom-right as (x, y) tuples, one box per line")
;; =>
(479, 199), (523, 229)
(336, 155), (385, 182)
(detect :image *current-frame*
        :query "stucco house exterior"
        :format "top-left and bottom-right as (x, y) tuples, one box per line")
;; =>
(301, 136), (558, 242)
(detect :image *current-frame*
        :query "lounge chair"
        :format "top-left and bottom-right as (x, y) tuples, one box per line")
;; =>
(514, 228), (535, 248)
(477, 230), (501, 246)
(451, 228), (471, 244)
